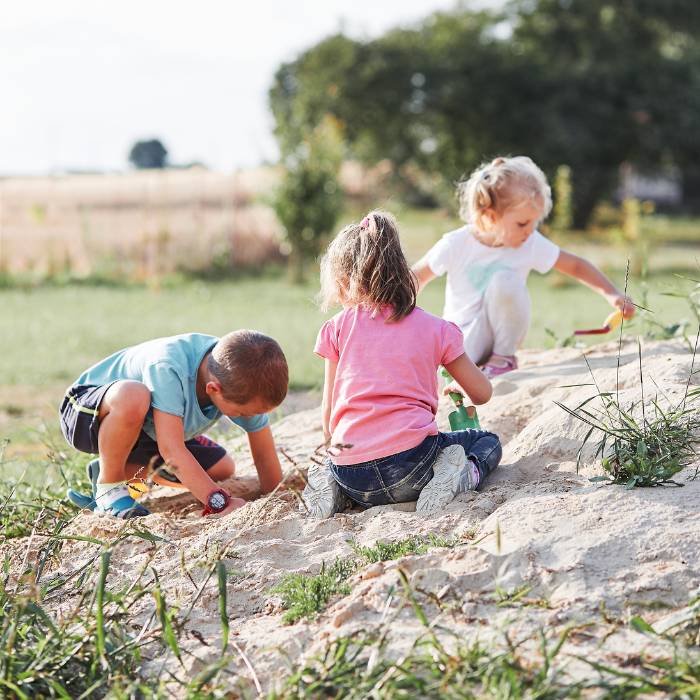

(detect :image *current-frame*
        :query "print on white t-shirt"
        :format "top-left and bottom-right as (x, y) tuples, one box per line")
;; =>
(424, 225), (560, 329)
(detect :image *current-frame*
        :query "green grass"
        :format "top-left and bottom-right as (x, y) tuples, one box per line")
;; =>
(271, 534), (469, 624)
(557, 333), (700, 488)
(269, 573), (700, 699)
(0, 270), (694, 390)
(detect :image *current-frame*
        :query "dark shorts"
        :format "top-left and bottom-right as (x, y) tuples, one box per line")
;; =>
(329, 429), (502, 508)
(59, 383), (227, 483)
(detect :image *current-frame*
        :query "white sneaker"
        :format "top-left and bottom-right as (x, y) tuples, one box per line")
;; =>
(416, 444), (477, 515)
(301, 464), (347, 518)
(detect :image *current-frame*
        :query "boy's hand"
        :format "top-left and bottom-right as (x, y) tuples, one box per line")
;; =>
(206, 497), (246, 518)
(608, 293), (635, 319)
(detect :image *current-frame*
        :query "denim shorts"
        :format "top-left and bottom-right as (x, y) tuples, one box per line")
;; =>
(59, 383), (226, 483)
(329, 429), (502, 508)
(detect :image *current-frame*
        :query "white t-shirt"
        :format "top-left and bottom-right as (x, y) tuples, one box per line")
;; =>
(424, 225), (560, 329)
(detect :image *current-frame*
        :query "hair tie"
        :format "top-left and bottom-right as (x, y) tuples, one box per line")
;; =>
(360, 216), (370, 230)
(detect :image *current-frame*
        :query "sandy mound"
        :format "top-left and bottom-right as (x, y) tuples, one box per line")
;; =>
(10, 339), (700, 691)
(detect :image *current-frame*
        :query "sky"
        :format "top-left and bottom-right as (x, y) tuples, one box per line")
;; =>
(0, 0), (488, 175)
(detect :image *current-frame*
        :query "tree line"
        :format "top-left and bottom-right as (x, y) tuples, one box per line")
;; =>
(269, 0), (700, 228)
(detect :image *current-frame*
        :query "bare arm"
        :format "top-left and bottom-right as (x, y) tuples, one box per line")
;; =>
(153, 409), (223, 504)
(321, 358), (337, 444)
(553, 250), (635, 318)
(247, 425), (282, 494)
(443, 353), (493, 405)
(411, 258), (437, 294)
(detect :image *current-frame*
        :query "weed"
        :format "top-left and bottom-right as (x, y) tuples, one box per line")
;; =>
(493, 584), (551, 609)
(557, 266), (700, 487)
(271, 534), (467, 625)
(271, 559), (356, 625)
(350, 533), (460, 563)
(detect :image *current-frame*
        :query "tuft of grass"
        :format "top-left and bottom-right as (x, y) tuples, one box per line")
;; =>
(557, 340), (700, 488)
(271, 559), (356, 625)
(350, 533), (460, 563)
(557, 266), (700, 488)
(271, 534), (467, 625)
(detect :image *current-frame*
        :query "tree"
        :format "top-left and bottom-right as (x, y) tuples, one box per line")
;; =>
(128, 139), (168, 169)
(269, 2), (700, 225)
(273, 117), (344, 282)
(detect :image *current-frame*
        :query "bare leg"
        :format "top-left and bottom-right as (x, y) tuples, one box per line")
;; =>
(97, 381), (151, 484)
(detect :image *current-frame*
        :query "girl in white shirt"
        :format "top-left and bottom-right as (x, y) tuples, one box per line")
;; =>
(413, 156), (635, 377)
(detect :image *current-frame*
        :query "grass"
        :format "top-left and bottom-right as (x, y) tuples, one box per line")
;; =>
(0, 443), (248, 697)
(557, 332), (700, 488)
(269, 572), (700, 699)
(271, 534), (471, 625)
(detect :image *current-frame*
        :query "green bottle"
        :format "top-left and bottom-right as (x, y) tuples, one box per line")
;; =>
(441, 368), (481, 431)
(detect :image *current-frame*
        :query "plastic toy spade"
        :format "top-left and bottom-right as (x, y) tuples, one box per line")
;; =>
(441, 368), (481, 431)
(574, 309), (623, 336)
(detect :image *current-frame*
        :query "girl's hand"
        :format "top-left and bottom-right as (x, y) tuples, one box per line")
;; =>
(608, 293), (635, 319)
(442, 381), (467, 401)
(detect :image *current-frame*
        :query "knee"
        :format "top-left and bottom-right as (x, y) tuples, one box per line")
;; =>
(210, 454), (235, 481)
(107, 381), (151, 424)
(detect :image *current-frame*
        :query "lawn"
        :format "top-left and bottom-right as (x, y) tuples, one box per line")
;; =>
(1, 206), (699, 461)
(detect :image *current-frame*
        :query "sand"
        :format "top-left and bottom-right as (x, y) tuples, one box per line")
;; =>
(8, 338), (700, 692)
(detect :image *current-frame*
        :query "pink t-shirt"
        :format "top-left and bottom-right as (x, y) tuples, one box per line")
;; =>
(314, 305), (464, 465)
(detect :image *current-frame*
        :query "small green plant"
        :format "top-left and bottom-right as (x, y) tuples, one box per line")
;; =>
(271, 534), (466, 624)
(552, 164), (573, 234)
(557, 337), (700, 488)
(271, 559), (356, 625)
(351, 533), (458, 563)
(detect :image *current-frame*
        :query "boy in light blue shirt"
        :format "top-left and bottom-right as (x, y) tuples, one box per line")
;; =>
(60, 330), (288, 519)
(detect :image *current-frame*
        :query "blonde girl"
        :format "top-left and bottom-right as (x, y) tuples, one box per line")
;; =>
(301, 211), (502, 518)
(413, 156), (635, 377)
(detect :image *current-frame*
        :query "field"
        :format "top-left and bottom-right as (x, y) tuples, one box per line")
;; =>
(2, 170), (700, 697)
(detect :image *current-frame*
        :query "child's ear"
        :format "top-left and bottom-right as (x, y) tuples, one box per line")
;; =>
(206, 380), (222, 396)
(482, 207), (498, 229)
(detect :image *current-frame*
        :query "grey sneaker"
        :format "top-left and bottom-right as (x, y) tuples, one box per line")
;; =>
(416, 445), (477, 515)
(301, 464), (348, 518)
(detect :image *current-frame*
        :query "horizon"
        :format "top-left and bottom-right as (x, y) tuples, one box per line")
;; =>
(0, 0), (495, 177)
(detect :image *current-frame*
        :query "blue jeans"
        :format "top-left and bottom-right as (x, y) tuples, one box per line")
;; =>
(329, 430), (502, 508)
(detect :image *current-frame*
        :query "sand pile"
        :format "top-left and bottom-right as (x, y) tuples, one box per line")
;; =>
(11, 338), (700, 691)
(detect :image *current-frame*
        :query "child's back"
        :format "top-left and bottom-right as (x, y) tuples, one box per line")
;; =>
(316, 305), (464, 464)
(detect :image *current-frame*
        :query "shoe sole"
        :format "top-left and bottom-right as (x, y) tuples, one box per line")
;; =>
(416, 444), (470, 515)
(303, 466), (344, 519)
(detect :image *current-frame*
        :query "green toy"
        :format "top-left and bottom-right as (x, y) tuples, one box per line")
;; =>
(441, 368), (481, 431)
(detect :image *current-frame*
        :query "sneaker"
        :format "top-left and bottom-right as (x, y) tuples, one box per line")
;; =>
(416, 445), (477, 515)
(66, 458), (150, 519)
(94, 484), (151, 519)
(481, 354), (517, 378)
(301, 464), (348, 519)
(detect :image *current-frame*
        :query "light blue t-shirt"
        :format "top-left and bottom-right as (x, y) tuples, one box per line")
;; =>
(75, 333), (269, 441)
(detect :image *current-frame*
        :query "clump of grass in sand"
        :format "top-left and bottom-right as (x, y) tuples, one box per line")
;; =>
(557, 336), (700, 488)
(272, 559), (356, 625)
(557, 263), (700, 490)
(350, 533), (460, 563)
(272, 534), (469, 624)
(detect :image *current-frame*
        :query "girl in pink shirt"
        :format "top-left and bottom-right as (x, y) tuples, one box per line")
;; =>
(301, 211), (502, 518)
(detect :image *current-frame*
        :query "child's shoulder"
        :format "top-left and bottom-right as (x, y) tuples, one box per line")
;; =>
(439, 223), (472, 244)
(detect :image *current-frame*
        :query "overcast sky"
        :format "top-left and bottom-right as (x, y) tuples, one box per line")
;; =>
(0, 0), (491, 175)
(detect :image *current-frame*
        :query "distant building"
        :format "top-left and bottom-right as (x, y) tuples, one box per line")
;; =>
(617, 163), (682, 206)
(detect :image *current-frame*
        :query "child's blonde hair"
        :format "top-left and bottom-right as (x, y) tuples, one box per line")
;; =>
(319, 210), (417, 322)
(457, 156), (552, 231)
